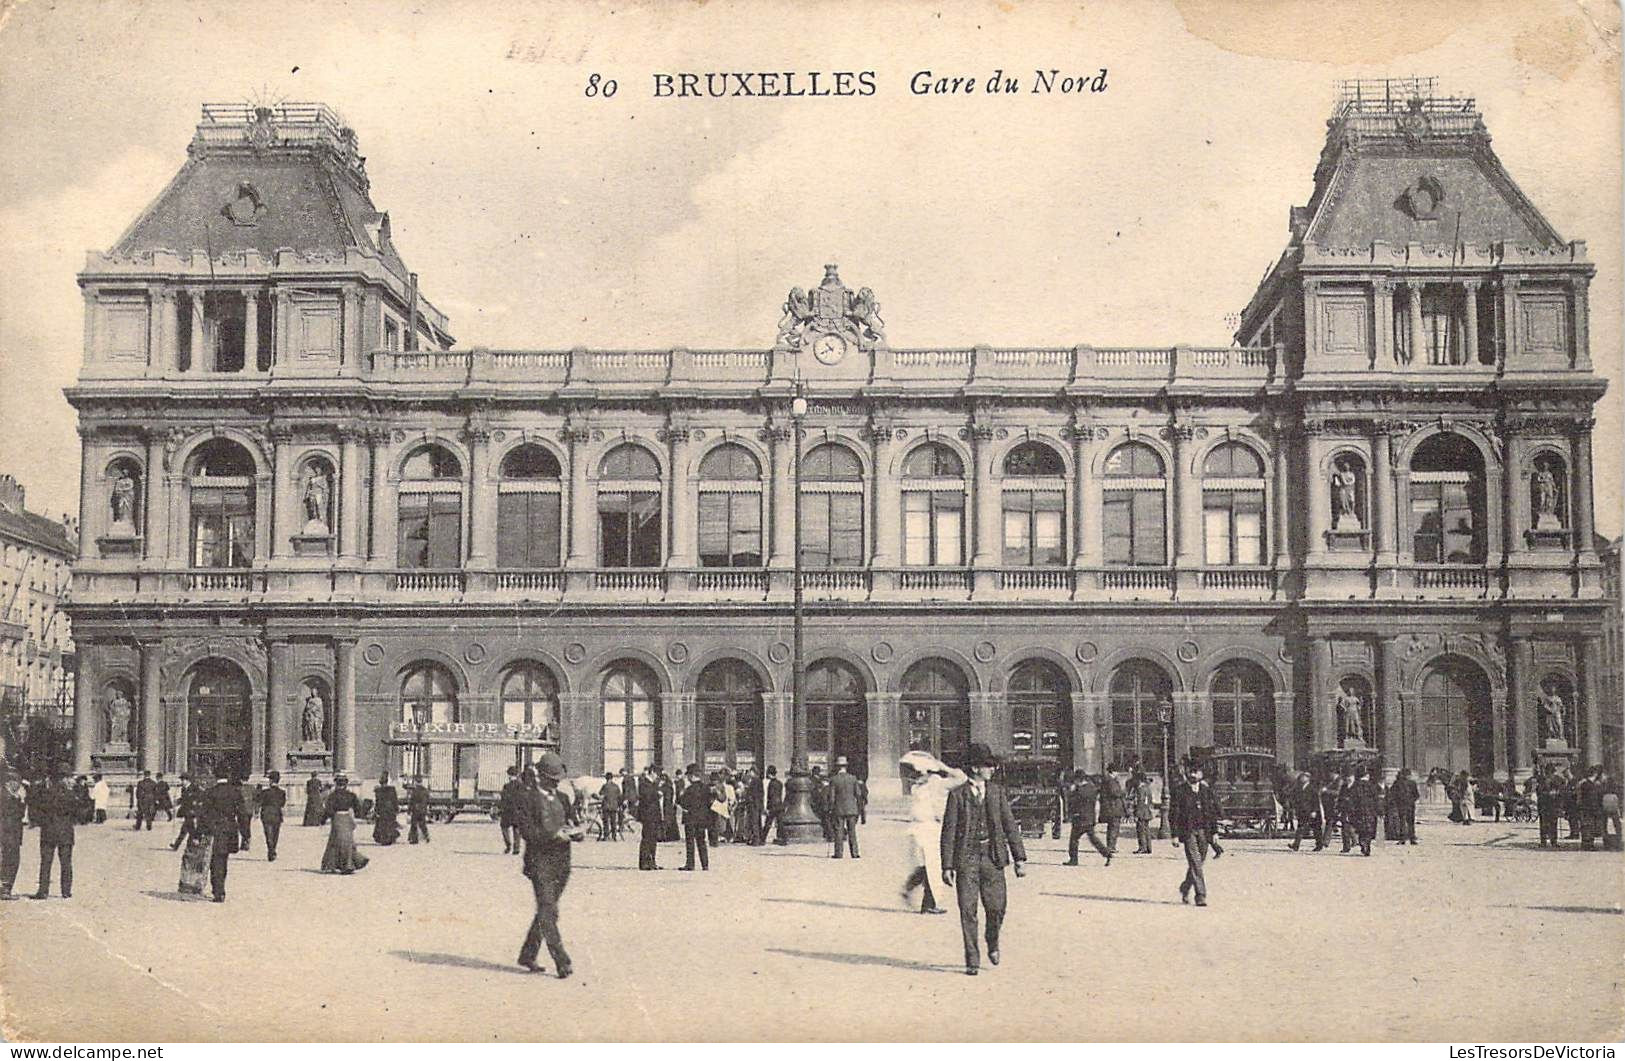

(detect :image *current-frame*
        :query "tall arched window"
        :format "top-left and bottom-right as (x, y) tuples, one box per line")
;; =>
(805, 658), (867, 774)
(698, 444), (763, 568)
(1109, 660), (1171, 772)
(800, 444), (864, 567)
(902, 443), (965, 566)
(1008, 659), (1072, 768)
(188, 439), (256, 569)
(901, 658), (971, 768)
(498, 445), (562, 568)
(500, 662), (559, 737)
(598, 444), (662, 568)
(602, 662), (661, 774)
(400, 663), (459, 790)
(1410, 435), (1486, 564)
(187, 660), (251, 780)
(1103, 442), (1166, 567)
(1202, 442), (1266, 566)
(1209, 660), (1274, 749)
(398, 444), (463, 569)
(697, 659), (764, 771)
(1002, 442), (1066, 566)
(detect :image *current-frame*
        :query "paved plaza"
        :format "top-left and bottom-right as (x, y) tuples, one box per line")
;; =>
(2, 804), (1621, 1042)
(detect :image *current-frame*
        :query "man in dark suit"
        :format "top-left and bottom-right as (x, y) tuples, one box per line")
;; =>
(1097, 770), (1127, 855)
(154, 773), (174, 821)
(764, 765), (786, 845)
(198, 764), (241, 903)
(233, 770), (255, 853)
(1063, 770), (1110, 866)
(679, 765), (713, 871)
(598, 773), (623, 841)
(512, 755), (581, 978)
(829, 757), (863, 858)
(258, 770), (287, 862)
(742, 767), (765, 845)
(940, 743), (1026, 976)
(30, 763), (77, 900)
(1388, 768), (1420, 845)
(1286, 771), (1324, 851)
(1, 764), (26, 899)
(636, 764), (665, 870)
(408, 775), (432, 844)
(1579, 766), (1604, 850)
(498, 765), (521, 853)
(1171, 761), (1221, 907)
(133, 771), (157, 831)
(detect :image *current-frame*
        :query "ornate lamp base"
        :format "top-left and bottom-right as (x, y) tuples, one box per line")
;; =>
(777, 760), (826, 843)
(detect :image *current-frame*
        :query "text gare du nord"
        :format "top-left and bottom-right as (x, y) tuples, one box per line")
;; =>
(646, 69), (1108, 97)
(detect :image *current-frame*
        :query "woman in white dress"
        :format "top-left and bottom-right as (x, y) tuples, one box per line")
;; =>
(899, 750), (965, 915)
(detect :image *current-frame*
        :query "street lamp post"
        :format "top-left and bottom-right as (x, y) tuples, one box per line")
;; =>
(779, 378), (823, 842)
(1158, 699), (1173, 840)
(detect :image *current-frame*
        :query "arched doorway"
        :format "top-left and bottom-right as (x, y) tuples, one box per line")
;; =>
(697, 660), (764, 773)
(1109, 659), (1172, 774)
(1209, 660), (1276, 751)
(187, 660), (252, 780)
(1417, 658), (1494, 778)
(901, 658), (971, 769)
(1008, 659), (1073, 771)
(805, 659), (868, 777)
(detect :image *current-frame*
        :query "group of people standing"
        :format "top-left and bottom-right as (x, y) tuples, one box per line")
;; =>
(1535, 762), (1621, 850)
(1283, 766), (1417, 853)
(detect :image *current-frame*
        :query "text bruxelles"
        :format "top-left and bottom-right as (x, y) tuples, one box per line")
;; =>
(648, 69), (1109, 98)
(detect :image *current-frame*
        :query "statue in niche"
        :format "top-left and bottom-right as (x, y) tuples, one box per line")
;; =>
(106, 690), (132, 746)
(301, 687), (326, 745)
(301, 466), (331, 535)
(1331, 458), (1361, 531)
(1334, 683), (1365, 744)
(109, 470), (137, 532)
(1532, 463), (1561, 531)
(1537, 687), (1567, 744)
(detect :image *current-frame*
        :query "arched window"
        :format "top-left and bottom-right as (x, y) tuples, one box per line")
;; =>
(1329, 452), (1368, 535)
(397, 444), (463, 570)
(1002, 443), (1066, 566)
(105, 457), (143, 539)
(902, 443), (965, 566)
(1410, 435), (1486, 564)
(1209, 661), (1274, 749)
(1529, 452), (1569, 533)
(1418, 659), (1493, 777)
(698, 444), (763, 568)
(1008, 659), (1072, 767)
(602, 662), (661, 774)
(1103, 442), (1166, 567)
(805, 658), (867, 774)
(188, 439), (256, 569)
(900, 659), (971, 768)
(400, 663), (459, 789)
(800, 444), (864, 567)
(697, 659), (764, 771)
(500, 662), (559, 735)
(1202, 442), (1266, 566)
(498, 445), (562, 569)
(1110, 660), (1171, 772)
(598, 444), (662, 568)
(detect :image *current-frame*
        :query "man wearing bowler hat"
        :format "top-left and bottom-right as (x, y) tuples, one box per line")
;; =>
(512, 754), (582, 978)
(829, 755), (863, 858)
(940, 743), (1026, 975)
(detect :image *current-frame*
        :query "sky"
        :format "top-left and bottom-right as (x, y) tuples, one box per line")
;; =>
(0, 0), (1619, 535)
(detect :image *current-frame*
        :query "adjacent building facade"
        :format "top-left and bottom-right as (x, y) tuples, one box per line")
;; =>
(1, 474), (77, 771)
(65, 83), (1611, 796)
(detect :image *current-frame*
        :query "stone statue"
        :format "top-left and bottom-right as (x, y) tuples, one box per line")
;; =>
(1538, 688), (1566, 743)
(301, 688), (326, 745)
(110, 470), (136, 531)
(847, 287), (885, 343)
(106, 690), (132, 746)
(1532, 464), (1560, 530)
(775, 287), (810, 347)
(301, 467), (331, 535)
(1335, 683), (1365, 744)
(1331, 458), (1360, 530)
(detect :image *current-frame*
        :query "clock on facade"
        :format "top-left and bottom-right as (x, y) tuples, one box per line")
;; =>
(812, 333), (847, 365)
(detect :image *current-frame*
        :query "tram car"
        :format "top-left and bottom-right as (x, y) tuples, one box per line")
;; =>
(1188, 745), (1282, 837)
(1001, 756), (1064, 837)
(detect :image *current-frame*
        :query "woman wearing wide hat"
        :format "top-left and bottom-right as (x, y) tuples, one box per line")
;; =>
(319, 776), (370, 874)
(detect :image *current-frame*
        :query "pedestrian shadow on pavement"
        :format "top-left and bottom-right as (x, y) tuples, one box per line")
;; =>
(1499, 904), (1623, 917)
(141, 889), (208, 903)
(767, 948), (961, 974)
(391, 950), (536, 975)
(762, 897), (915, 916)
(1041, 892), (1178, 906)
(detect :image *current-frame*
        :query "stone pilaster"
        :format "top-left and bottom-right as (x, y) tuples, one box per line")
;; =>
(865, 692), (902, 786)
(664, 427), (696, 568)
(465, 424), (494, 567)
(268, 640), (293, 773)
(335, 638), (357, 773)
(868, 419), (901, 568)
(767, 424), (795, 570)
(140, 640), (162, 772)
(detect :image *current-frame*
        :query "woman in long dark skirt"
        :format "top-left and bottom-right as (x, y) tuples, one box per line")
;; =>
(302, 775), (325, 827)
(372, 773), (400, 845)
(320, 776), (370, 874)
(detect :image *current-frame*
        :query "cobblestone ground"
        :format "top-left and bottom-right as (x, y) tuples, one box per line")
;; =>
(2, 804), (1621, 1042)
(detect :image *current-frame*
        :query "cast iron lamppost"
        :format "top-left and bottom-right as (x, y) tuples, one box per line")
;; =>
(778, 376), (823, 841)
(1158, 698), (1173, 840)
